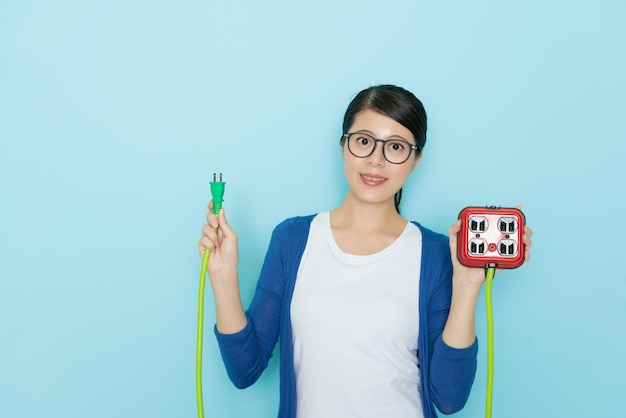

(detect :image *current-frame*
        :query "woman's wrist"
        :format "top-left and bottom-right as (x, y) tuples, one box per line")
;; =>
(442, 272), (482, 348)
(212, 274), (247, 334)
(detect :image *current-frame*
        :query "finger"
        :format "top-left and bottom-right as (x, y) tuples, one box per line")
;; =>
(206, 202), (220, 226)
(523, 235), (532, 248)
(198, 236), (216, 258)
(448, 220), (461, 261)
(524, 225), (533, 238)
(216, 208), (237, 240)
(217, 208), (232, 233)
(208, 220), (219, 232)
(522, 227), (532, 264)
(522, 226), (532, 248)
(205, 211), (219, 230)
(202, 223), (218, 238)
(448, 219), (462, 236)
(198, 238), (207, 258)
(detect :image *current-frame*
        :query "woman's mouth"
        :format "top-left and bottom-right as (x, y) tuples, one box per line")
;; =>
(360, 173), (387, 186)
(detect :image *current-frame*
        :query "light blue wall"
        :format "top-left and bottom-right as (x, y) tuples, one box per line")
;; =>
(1, 1), (624, 417)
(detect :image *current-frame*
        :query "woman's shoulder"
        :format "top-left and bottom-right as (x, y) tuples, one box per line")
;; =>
(410, 221), (448, 243)
(410, 221), (451, 256)
(271, 214), (317, 239)
(276, 214), (317, 229)
(410, 221), (453, 281)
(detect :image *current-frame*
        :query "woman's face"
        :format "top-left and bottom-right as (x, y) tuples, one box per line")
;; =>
(342, 109), (421, 207)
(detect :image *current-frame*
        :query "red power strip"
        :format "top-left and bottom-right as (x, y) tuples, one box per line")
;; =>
(457, 206), (526, 269)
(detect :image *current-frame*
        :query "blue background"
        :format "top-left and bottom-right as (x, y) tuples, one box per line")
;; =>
(1, 1), (625, 417)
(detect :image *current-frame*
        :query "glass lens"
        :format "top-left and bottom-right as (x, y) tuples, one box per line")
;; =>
(383, 140), (411, 164)
(348, 133), (375, 157)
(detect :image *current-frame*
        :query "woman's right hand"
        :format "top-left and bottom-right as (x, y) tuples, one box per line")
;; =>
(198, 201), (239, 284)
(198, 202), (247, 334)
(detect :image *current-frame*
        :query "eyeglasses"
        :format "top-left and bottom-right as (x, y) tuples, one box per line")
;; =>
(341, 132), (420, 164)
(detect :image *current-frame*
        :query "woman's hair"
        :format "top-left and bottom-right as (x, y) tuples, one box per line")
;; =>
(340, 84), (427, 213)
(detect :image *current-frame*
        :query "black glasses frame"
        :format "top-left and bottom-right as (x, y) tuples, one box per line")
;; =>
(341, 132), (421, 164)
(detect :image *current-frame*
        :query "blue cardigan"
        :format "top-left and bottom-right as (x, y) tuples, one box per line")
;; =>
(215, 215), (477, 418)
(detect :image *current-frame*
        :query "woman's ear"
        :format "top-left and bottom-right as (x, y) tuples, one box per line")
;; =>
(411, 151), (423, 170)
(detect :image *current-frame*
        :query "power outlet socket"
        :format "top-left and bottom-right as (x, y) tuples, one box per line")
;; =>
(457, 206), (526, 269)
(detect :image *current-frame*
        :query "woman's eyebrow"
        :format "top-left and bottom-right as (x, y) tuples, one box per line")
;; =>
(353, 129), (413, 143)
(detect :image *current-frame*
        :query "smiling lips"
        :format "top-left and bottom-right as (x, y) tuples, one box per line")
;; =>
(360, 173), (387, 186)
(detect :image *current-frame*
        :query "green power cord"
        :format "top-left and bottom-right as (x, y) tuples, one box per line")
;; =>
(485, 265), (496, 418)
(197, 173), (225, 418)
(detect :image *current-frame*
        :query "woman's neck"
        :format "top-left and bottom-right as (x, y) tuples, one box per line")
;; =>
(330, 194), (407, 236)
(329, 198), (408, 255)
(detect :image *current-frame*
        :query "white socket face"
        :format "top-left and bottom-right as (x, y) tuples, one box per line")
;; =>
(466, 215), (520, 257)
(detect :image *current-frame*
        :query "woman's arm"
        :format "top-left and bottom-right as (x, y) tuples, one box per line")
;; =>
(198, 202), (247, 334)
(441, 221), (482, 348)
(427, 217), (532, 413)
(443, 218), (533, 348)
(201, 210), (298, 389)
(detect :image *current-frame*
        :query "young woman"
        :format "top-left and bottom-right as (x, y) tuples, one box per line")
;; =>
(198, 84), (533, 418)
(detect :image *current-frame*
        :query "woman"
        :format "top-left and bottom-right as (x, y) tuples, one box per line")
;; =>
(198, 84), (532, 418)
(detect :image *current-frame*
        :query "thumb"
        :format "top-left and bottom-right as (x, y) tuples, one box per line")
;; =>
(449, 219), (462, 237)
(216, 208), (235, 238)
(448, 219), (461, 251)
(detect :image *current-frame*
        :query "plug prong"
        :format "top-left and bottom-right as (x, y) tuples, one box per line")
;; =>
(220, 172), (223, 182)
(213, 172), (216, 182)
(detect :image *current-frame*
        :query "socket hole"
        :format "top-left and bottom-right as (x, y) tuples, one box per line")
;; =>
(469, 216), (488, 233)
(468, 238), (488, 255)
(498, 239), (517, 256)
(498, 217), (518, 233)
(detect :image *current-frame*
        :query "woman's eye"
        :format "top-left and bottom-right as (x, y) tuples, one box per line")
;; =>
(388, 141), (405, 152)
(356, 137), (371, 146)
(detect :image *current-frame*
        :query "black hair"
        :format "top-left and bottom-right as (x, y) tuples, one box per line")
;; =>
(340, 84), (427, 213)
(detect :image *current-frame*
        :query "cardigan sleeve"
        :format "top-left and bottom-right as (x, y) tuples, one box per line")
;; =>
(430, 336), (478, 414)
(419, 226), (478, 415)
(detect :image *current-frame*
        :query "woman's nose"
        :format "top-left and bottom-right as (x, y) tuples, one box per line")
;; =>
(366, 141), (386, 166)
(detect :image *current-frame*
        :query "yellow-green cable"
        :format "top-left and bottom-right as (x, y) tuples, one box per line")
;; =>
(197, 173), (225, 418)
(197, 248), (210, 418)
(485, 266), (496, 418)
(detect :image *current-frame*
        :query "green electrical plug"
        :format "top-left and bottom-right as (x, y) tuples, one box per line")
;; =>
(197, 172), (225, 418)
(210, 172), (225, 215)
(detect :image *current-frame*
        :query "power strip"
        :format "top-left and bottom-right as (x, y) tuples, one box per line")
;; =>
(457, 206), (525, 269)
(456, 205), (526, 418)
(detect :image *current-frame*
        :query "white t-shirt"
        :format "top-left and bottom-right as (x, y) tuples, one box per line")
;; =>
(291, 212), (423, 418)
